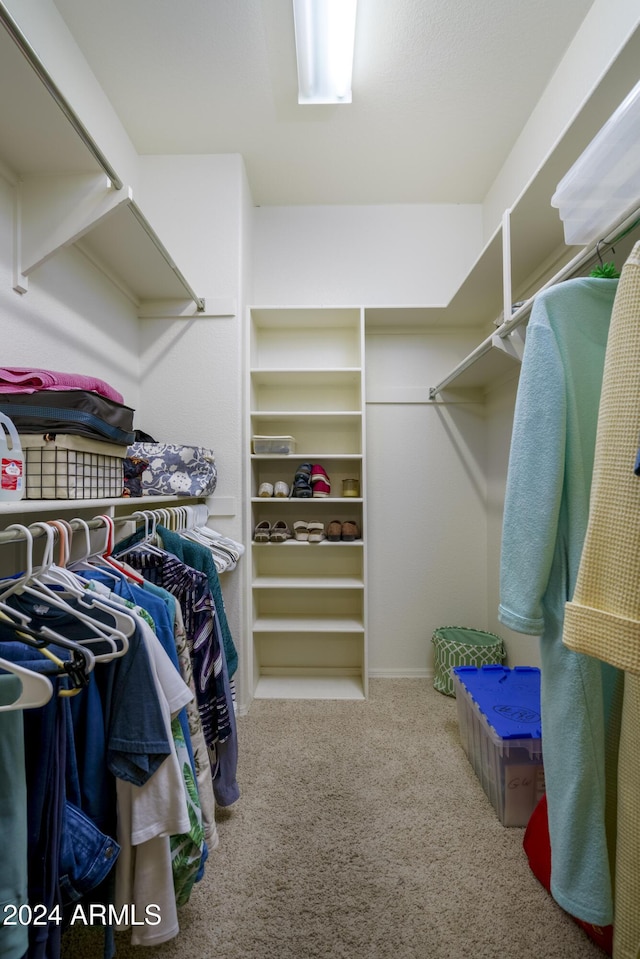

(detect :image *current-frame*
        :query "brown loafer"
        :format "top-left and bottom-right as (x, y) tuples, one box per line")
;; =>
(341, 521), (360, 541)
(327, 520), (342, 541)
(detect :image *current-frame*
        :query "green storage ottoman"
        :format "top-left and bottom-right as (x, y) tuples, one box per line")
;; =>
(431, 626), (505, 697)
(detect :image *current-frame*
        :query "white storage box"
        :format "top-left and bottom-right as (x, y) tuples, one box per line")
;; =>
(22, 434), (126, 499)
(252, 435), (296, 455)
(551, 79), (640, 245)
(453, 665), (545, 827)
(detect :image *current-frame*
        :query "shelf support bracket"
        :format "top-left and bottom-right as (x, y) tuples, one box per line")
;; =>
(12, 179), (27, 294)
(17, 174), (124, 284)
(492, 326), (526, 363)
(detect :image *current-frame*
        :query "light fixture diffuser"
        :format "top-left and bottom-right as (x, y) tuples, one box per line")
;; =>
(293, 0), (357, 105)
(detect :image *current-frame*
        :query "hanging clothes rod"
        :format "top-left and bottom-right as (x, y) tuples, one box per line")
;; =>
(0, 1), (123, 191)
(0, 516), (111, 547)
(127, 202), (206, 312)
(0, 505), (198, 547)
(429, 199), (640, 399)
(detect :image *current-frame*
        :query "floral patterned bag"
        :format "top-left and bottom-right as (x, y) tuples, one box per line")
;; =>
(126, 442), (217, 496)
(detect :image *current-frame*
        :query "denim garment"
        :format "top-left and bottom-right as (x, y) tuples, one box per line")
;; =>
(59, 801), (120, 904)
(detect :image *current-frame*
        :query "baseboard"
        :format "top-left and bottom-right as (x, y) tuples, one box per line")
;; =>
(368, 668), (433, 680)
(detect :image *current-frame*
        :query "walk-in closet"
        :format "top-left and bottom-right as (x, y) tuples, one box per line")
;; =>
(1, 1), (640, 957)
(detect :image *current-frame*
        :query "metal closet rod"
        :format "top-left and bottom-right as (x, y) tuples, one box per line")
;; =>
(0, 505), (194, 547)
(127, 202), (206, 313)
(0, 515), (128, 547)
(0, 1), (123, 190)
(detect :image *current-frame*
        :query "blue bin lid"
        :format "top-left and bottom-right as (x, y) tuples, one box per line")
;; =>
(452, 665), (542, 740)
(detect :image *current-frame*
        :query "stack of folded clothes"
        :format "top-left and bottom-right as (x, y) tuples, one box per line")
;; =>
(0, 367), (135, 499)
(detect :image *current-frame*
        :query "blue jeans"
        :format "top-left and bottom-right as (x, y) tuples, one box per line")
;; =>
(59, 802), (120, 904)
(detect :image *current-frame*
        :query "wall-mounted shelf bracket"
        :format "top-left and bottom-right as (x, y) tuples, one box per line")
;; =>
(492, 325), (526, 363)
(15, 173), (122, 291)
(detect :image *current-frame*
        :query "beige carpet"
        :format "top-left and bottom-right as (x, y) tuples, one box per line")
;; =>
(63, 680), (604, 959)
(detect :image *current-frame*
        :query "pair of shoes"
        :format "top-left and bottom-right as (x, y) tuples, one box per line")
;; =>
(311, 464), (331, 498)
(254, 521), (292, 542)
(327, 520), (360, 542)
(291, 463), (313, 498)
(258, 481), (289, 497)
(293, 521), (326, 542)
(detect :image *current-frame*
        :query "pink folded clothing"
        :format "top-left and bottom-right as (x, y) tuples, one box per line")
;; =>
(0, 368), (123, 404)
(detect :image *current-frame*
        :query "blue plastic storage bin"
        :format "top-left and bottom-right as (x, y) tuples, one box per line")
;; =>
(452, 665), (545, 826)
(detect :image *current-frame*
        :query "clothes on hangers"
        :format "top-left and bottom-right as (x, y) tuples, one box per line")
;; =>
(115, 528), (240, 808)
(498, 276), (622, 928)
(0, 574), (206, 954)
(0, 507), (242, 956)
(82, 570), (218, 848)
(117, 522), (238, 680)
(180, 525), (245, 573)
(560, 241), (640, 959)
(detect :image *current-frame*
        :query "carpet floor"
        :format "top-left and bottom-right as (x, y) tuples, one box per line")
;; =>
(62, 679), (604, 958)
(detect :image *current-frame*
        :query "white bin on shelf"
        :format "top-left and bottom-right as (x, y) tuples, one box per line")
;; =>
(551, 79), (640, 245)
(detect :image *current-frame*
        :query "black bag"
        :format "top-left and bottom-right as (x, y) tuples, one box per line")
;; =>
(0, 390), (136, 445)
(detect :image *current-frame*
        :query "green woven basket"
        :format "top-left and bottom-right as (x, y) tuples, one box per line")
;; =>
(431, 626), (505, 697)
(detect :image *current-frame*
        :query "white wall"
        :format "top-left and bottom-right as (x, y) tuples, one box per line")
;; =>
(366, 330), (489, 676)
(136, 154), (252, 704)
(483, 0), (640, 238)
(0, 175), (140, 405)
(252, 204), (482, 307)
(483, 372), (541, 667)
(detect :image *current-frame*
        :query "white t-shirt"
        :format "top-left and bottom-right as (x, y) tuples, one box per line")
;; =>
(115, 614), (193, 946)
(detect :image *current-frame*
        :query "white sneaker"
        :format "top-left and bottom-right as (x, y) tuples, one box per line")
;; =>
(274, 481), (290, 497)
(258, 482), (273, 497)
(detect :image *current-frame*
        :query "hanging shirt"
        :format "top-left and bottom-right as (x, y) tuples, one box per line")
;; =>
(498, 277), (622, 927)
(117, 549), (231, 756)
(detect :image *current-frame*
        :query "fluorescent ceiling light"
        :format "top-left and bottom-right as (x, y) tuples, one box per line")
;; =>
(293, 0), (357, 105)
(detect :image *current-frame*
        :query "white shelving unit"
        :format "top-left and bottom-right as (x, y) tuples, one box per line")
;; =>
(246, 307), (367, 701)
(0, 5), (206, 316)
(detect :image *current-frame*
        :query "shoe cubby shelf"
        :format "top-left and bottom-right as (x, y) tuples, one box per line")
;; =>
(246, 306), (367, 702)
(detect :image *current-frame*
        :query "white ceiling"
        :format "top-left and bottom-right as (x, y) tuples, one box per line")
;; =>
(53, 0), (597, 207)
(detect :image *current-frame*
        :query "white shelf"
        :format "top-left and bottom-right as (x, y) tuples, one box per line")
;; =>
(251, 453), (362, 461)
(250, 368), (361, 384)
(253, 576), (364, 589)
(253, 616), (364, 632)
(254, 674), (365, 700)
(0, 493), (203, 516)
(251, 497), (363, 505)
(0, 11), (204, 314)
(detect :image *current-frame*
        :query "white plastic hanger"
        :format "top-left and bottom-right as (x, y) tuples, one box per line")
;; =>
(0, 601), (96, 693)
(96, 514), (146, 584)
(0, 659), (53, 711)
(35, 521), (135, 641)
(0, 524), (128, 663)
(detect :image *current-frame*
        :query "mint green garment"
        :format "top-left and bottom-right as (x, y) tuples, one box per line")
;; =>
(0, 674), (29, 959)
(499, 277), (623, 927)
